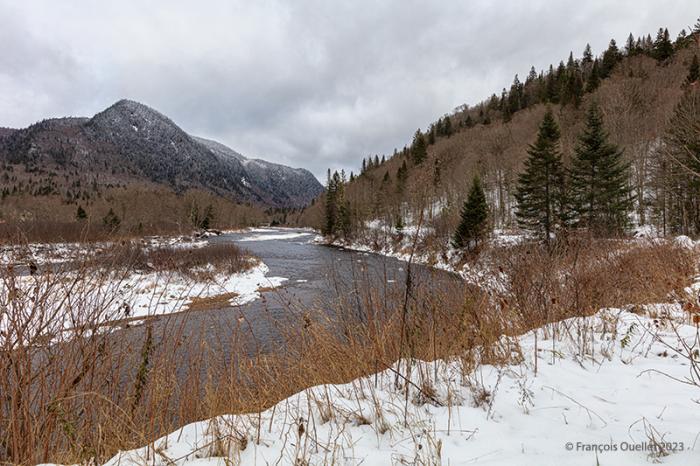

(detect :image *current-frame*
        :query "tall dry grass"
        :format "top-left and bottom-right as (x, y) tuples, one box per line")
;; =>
(0, 236), (695, 464)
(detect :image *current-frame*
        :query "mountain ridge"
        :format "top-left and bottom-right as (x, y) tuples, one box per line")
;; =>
(0, 99), (323, 208)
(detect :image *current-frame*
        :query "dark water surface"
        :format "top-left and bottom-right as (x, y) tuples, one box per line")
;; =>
(110, 228), (462, 378)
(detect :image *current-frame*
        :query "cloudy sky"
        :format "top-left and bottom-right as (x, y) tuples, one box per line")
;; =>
(0, 1), (696, 179)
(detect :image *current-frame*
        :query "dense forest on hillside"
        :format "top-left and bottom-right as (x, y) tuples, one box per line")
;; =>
(296, 23), (700, 251)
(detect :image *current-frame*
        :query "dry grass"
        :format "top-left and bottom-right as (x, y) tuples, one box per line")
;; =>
(187, 293), (239, 312)
(0, 236), (695, 465)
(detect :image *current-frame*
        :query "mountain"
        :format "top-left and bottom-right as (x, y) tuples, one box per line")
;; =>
(195, 137), (324, 209)
(0, 99), (323, 208)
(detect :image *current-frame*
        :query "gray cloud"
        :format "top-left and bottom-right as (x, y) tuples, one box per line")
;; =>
(0, 0), (697, 179)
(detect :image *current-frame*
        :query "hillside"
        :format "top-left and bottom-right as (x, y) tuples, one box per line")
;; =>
(297, 29), (700, 251)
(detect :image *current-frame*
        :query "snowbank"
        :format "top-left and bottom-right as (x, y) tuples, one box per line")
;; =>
(98, 307), (700, 465)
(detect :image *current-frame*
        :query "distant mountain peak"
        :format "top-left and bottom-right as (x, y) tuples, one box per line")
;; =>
(0, 99), (324, 208)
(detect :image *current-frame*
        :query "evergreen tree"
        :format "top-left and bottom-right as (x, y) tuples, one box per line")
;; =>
(600, 39), (621, 78)
(653, 28), (674, 62)
(103, 208), (121, 231)
(586, 60), (601, 92)
(323, 170), (338, 235)
(452, 176), (489, 250)
(411, 130), (427, 164)
(568, 104), (632, 235)
(625, 33), (636, 56)
(514, 109), (567, 241)
(200, 204), (214, 229)
(582, 44), (594, 67)
(76, 205), (87, 220)
(396, 160), (408, 194)
(545, 64), (559, 103)
(687, 55), (700, 85)
(442, 115), (453, 136)
(675, 29), (690, 49)
(433, 157), (441, 188)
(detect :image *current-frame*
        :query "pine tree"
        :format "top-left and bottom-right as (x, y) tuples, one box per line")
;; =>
(514, 109), (567, 241)
(452, 176), (489, 250)
(76, 205), (87, 220)
(568, 104), (632, 235)
(411, 130), (427, 164)
(687, 55), (700, 85)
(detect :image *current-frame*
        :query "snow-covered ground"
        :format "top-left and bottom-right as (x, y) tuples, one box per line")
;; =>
(0, 261), (287, 343)
(0, 235), (208, 267)
(93, 304), (700, 465)
(0, 233), (289, 343)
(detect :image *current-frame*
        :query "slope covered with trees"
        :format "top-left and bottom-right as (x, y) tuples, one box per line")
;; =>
(297, 22), (700, 251)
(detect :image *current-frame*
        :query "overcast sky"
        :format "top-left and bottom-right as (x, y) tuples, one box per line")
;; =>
(0, 1), (697, 179)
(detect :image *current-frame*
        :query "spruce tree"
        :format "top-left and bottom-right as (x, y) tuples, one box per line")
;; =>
(586, 60), (601, 92)
(653, 28), (674, 62)
(687, 55), (700, 85)
(514, 109), (567, 241)
(452, 176), (489, 250)
(323, 170), (338, 235)
(411, 130), (427, 164)
(600, 39), (621, 78)
(582, 44), (594, 67)
(568, 104), (632, 235)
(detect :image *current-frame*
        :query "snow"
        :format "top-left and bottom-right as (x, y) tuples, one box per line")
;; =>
(95, 305), (700, 465)
(115, 261), (287, 318)
(0, 261), (287, 343)
(238, 231), (314, 242)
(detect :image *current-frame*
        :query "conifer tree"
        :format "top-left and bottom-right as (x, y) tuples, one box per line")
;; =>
(600, 39), (621, 78)
(411, 130), (427, 164)
(515, 109), (567, 241)
(586, 60), (601, 92)
(687, 55), (700, 85)
(582, 44), (593, 66)
(76, 205), (87, 220)
(396, 160), (408, 194)
(323, 170), (338, 235)
(442, 115), (453, 136)
(569, 104), (632, 235)
(452, 176), (489, 250)
(103, 208), (121, 231)
(625, 33), (636, 56)
(653, 28), (674, 62)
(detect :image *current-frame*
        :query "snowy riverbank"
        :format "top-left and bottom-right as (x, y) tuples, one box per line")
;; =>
(94, 303), (700, 465)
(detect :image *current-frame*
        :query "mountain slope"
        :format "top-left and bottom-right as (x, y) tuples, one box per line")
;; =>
(0, 100), (323, 208)
(295, 32), (700, 243)
(195, 137), (324, 209)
